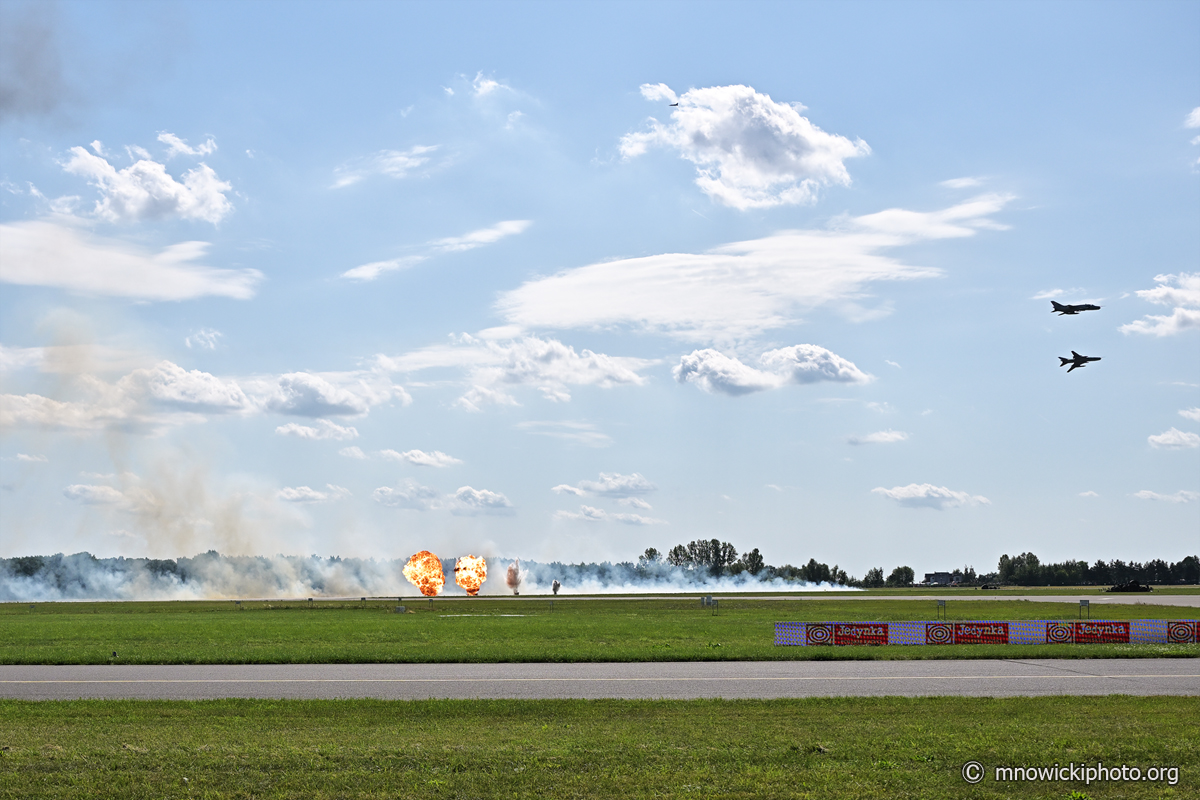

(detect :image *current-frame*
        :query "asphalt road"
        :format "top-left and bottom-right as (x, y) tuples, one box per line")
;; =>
(2, 659), (1196, 701)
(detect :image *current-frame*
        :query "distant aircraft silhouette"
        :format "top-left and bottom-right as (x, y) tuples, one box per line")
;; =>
(1052, 300), (1101, 315)
(1059, 351), (1101, 372)
(669, 102), (679, 107)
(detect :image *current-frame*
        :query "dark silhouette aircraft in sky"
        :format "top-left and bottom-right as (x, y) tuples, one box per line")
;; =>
(1052, 300), (1101, 315)
(1059, 351), (1101, 372)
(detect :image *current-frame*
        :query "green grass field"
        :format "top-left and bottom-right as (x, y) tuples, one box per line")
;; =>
(2, 597), (1196, 665)
(0, 696), (1195, 799)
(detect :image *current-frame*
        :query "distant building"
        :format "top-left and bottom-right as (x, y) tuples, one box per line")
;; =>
(924, 572), (954, 585)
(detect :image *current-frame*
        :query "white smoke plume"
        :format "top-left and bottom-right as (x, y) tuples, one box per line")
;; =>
(1, 553), (857, 600)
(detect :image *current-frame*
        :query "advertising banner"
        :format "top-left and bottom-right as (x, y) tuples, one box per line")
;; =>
(774, 620), (1198, 646)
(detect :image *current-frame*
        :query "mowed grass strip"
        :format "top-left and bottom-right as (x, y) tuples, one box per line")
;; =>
(2, 598), (1197, 665)
(0, 697), (1196, 799)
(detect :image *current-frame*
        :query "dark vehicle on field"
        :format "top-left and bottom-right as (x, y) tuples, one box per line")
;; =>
(1106, 580), (1153, 593)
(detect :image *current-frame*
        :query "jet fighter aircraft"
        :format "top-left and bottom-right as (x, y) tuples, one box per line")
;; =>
(1059, 351), (1101, 372)
(1052, 300), (1101, 315)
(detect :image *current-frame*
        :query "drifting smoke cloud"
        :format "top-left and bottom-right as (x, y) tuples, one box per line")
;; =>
(0, 553), (855, 601)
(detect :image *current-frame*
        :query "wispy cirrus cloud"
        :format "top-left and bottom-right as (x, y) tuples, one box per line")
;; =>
(497, 195), (1012, 344)
(553, 505), (665, 525)
(516, 420), (612, 448)
(872, 483), (990, 510)
(340, 220), (531, 282)
(332, 145), (440, 188)
(1133, 489), (1198, 503)
(621, 83), (869, 209)
(185, 328), (222, 350)
(940, 177), (983, 189)
(848, 430), (908, 445)
(0, 219), (262, 300)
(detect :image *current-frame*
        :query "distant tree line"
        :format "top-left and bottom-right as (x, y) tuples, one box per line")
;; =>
(639, 541), (1200, 588)
(993, 553), (1200, 586)
(640, 540), (907, 587)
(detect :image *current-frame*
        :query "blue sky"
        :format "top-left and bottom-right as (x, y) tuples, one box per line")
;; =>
(1, 0), (1197, 577)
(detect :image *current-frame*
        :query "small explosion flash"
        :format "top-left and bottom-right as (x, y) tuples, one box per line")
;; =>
(506, 559), (523, 596)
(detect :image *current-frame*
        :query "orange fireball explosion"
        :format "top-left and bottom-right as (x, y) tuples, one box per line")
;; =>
(403, 551), (445, 597)
(454, 555), (488, 596)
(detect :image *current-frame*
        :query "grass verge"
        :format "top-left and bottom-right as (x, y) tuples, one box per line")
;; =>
(0, 697), (1196, 799)
(2, 598), (1196, 665)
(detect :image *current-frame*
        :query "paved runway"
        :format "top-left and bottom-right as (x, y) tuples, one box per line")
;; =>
(2, 659), (1196, 701)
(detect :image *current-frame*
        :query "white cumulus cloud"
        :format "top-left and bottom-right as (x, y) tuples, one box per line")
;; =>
(277, 484), (351, 503)
(338, 446), (367, 459)
(1180, 408), (1200, 422)
(872, 483), (990, 510)
(119, 361), (251, 413)
(554, 472), (656, 499)
(275, 420), (360, 441)
(265, 373), (375, 417)
(451, 485), (513, 515)
(378, 334), (653, 409)
(621, 83), (869, 209)
(496, 195), (1011, 343)
(0, 220), (262, 300)
(372, 479), (442, 511)
(63, 483), (131, 507)
(675, 345), (871, 395)
(1148, 428), (1200, 449)
(848, 430), (908, 445)
(2, 360), (399, 434)
(63, 145), (232, 224)
(1119, 273), (1200, 336)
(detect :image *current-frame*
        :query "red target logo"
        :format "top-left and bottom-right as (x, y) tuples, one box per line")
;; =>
(1167, 621), (1195, 644)
(925, 623), (952, 644)
(805, 623), (833, 645)
(1046, 623), (1073, 644)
